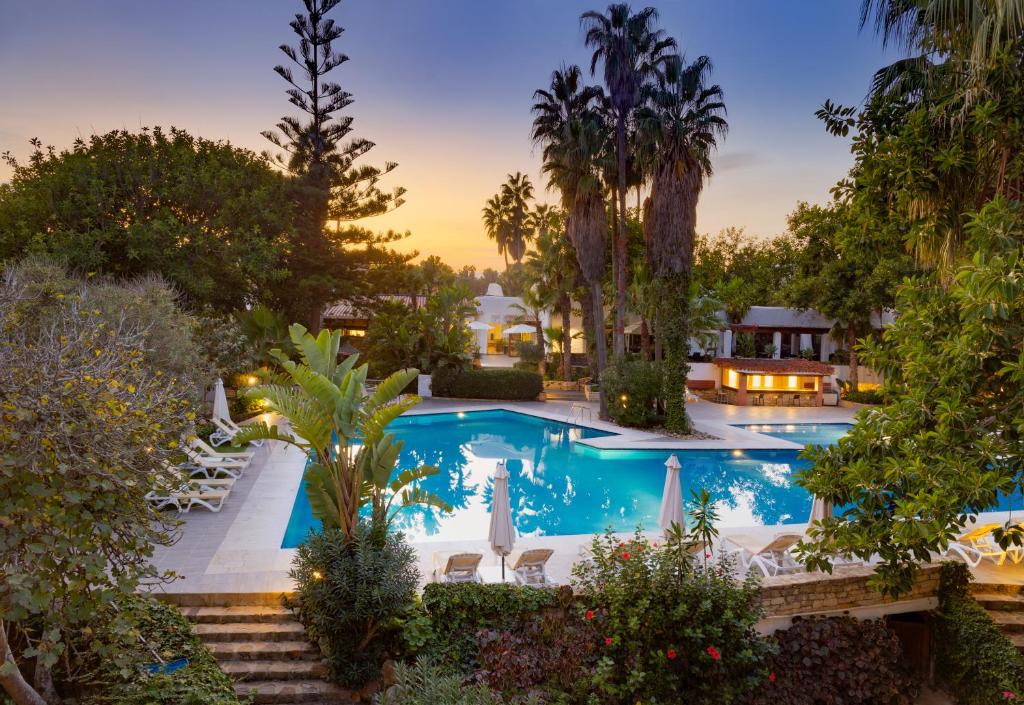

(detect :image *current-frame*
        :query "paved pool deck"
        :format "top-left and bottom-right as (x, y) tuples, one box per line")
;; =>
(146, 400), (1024, 599)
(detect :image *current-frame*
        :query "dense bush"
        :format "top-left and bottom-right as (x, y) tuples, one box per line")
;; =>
(432, 367), (543, 400)
(748, 616), (917, 705)
(933, 563), (1024, 704)
(404, 582), (559, 673)
(600, 356), (664, 427)
(573, 531), (772, 705)
(842, 388), (884, 405)
(513, 360), (539, 372)
(476, 612), (599, 700)
(78, 598), (239, 705)
(376, 658), (537, 705)
(291, 524), (420, 687)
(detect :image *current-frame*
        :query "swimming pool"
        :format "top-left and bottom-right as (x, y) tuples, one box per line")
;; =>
(281, 410), (825, 547)
(740, 423), (854, 447)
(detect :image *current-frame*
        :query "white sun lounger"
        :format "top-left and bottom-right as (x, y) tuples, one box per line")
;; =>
(723, 533), (804, 577)
(512, 548), (556, 586)
(190, 437), (256, 461)
(210, 417), (265, 448)
(182, 448), (248, 479)
(146, 480), (232, 514)
(433, 552), (483, 583)
(946, 523), (1023, 567)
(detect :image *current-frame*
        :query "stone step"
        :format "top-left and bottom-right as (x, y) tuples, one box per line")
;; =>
(181, 605), (295, 624)
(195, 621), (307, 642)
(972, 582), (1024, 597)
(1009, 633), (1024, 653)
(221, 659), (328, 682)
(207, 640), (320, 661)
(988, 611), (1024, 634)
(974, 593), (1024, 612)
(234, 679), (353, 704)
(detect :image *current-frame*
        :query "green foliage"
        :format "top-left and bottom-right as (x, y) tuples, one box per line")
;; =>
(796, 200), (1024, 595)
(79, 597), (239, 705)
(933, 563), (1024, 705)
(600, 356), (663, 428)
(431, 368), (543, 401)
(234, 324), (450, 540)
(572, 530), (771, 705)
(407, 583), (558, 673)
(0, 128), (292, 314)
(0, 261), (196, 696)
(842, 388), (884, 405)
(735, 332), (756, 358)
(375, 658), (524, 705)
(291, 524), (419, 687)
(748, 616), (917, 705)
(236, 304), (293, 368)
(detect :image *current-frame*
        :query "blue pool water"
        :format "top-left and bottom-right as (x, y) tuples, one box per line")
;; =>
(282, 410), (826, 547)
(740, 423), (854, 447)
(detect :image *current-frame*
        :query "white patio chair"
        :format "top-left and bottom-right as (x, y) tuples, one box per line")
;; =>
(512, 548), (556, 586)
(433, 552), (483, 583)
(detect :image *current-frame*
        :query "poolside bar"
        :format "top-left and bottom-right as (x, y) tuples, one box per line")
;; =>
(712, 358), (834, 407)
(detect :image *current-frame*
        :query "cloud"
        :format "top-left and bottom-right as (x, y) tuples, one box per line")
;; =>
(714, 150), (764, 171)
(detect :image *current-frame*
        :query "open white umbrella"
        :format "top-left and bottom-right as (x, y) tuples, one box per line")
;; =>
(212, 378), (231, 423)
(658, 454), (686, 536)
(468, 320), (493, 331)
(503, 323), (536, 336)
(488, 460), (516, 580)
(808, 495), (833, 524)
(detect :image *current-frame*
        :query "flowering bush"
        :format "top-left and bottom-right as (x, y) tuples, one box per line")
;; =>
(748, 616), (917, 705)
(572, 530), (772, 704)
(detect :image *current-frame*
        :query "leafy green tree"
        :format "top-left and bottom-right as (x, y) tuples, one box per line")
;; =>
(0, 262), (196, 705)
(797, 199), (1024, 596)
(582, 4), (676, 357)
(636, 54), (727, 432)
(0, 129), (293, 313)
(523, 206), (577, 380)
(263, 0), (407, 328)
(237, 325), (450, 542)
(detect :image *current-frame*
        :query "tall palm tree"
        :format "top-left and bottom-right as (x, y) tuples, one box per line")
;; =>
(499, 172), (536, 263)
(482, 194), (510, 269)
(525, 205), (577, 380)
(532, 66), (610, 418)
(581, 4), (676, 357)
(636, 54), (727, 432)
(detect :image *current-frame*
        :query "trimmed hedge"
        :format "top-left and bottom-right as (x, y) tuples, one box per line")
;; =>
(431, 368), (543, 401)
(843, 389), (884, 404)
(933, 563), (1024, 704)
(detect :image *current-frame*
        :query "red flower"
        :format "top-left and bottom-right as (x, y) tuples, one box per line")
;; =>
(705, 552), (712, 559)
(666, 649), (677, 660)
(653, 542), (659, 548)
(1004, 692), (1017, 701)
(622, 552), (631, 560)
(706, 645), (721, 661)
(605, 637), (614, 647)
(769, 672), (776, 684)
(585, 610), (594, 620)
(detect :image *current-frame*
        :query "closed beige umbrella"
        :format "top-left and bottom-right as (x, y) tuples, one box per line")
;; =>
(658, 454), (686, 536)
(488, 460), (516, 580)
(808, 495), (833, 524)
(212, 378), (231, 423)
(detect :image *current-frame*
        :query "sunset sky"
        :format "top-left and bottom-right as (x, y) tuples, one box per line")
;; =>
(0, 1), (895, 270)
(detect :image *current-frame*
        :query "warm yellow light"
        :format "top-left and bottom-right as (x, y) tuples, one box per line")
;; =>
(764, 376), (774, 388)
(259, 398), (270, 408)
(788, 376), (798, 389)
(312, 570), (323, 580)
(348, 330), (366, 337)
(726, 369), (739, 388)
(751, 375), (762, 388)
(732, 449), (743, 458)
(620, 394), (628, 402)
(247, 375), (258, 386)
(457, 411), (466, 419)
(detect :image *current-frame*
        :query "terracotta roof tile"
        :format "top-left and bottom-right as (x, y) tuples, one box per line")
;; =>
(712, 357), (834, 375)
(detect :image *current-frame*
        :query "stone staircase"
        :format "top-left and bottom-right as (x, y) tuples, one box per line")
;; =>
(179, 602), (355, 704)
(973, 583), (1024, 653)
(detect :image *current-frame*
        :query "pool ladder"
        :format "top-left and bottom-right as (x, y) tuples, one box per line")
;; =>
(568, 403), (593, 425)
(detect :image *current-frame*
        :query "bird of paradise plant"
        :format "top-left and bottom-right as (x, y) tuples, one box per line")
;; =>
(234, 324), (451, 543)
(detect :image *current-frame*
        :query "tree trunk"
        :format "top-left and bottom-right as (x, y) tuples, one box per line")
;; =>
(591, 282), (609, 420)
(654, 334), (663, 362)
(658, 272), (692, 434)
(535, 318), (546, 376)
(846, 323), (860, 392)
(559, 293), (572, 381)
(613, 115), (628, 357)
(0, 621), (48, 705)
(32, 662), (58, 705)
(640, 318), (651, 361)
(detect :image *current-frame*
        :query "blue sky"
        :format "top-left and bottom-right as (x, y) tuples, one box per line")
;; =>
(0, 1), (895, 268)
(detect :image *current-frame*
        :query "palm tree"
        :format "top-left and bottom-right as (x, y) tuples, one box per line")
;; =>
(636, 54), (727, 432)
(482, 194), (510, 269)
(524, 205), (577, 380)
(499, 172), (536, 263)
(235, 324), (450, 541)
(581, 4), (676, 357)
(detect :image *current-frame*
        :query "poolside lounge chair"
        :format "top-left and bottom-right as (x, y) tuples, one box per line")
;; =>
(146, 479), (232, 514)
(433, 553), (483, 583)
(512, 548), (555, 586)
(190, 437), (256, 461)
(183, 448), (248, 479)
(723, 533), (803, 577)
(946, 523), (1023, 567)
(210, 417), (265, 448)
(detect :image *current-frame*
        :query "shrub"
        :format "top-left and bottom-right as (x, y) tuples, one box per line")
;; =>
(748, 616), (918, 705)
(573, 530), (771, 705)
(513, 360), (538, 372)
(736, 332), (757, 357)
(600, 356), (663, 428)
(516, 341), (545, 364)
(79, 597), (239, 705)
(291, 524), (420, 687)
(843, 388), (884, 405)
(431, 368), (543, 400)
(932, 563), (1024, 704)
(476, 611), (599, 701)
(376, 658), (535, 705)
(405, 582), (559, 673)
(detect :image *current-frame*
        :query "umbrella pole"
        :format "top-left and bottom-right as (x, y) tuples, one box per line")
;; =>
(501, 555), (505, 581)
